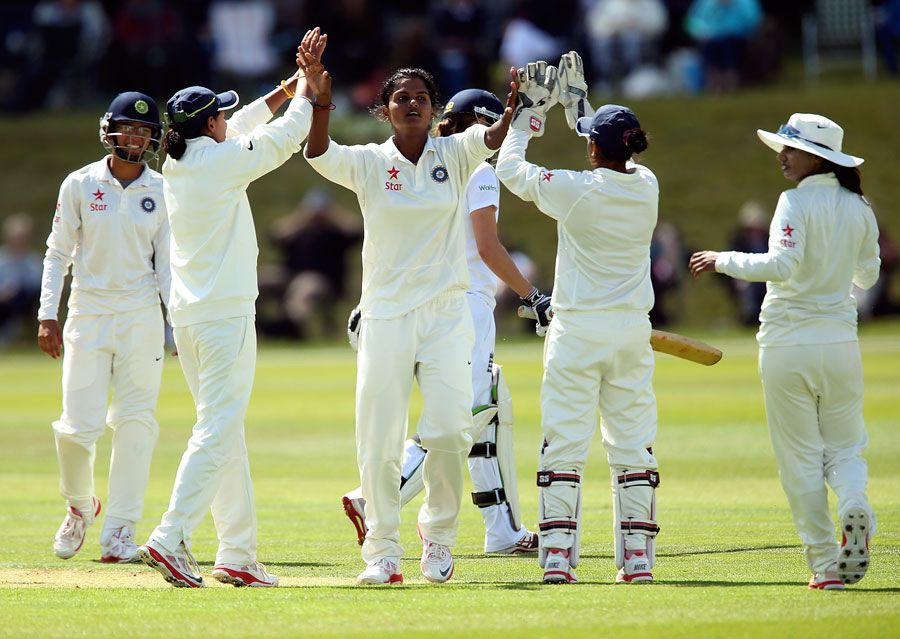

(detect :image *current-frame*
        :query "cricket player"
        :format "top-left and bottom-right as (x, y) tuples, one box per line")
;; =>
(301, 37), (517, 584)
(341, 88), (546, 557)
(38, 91), (169, 564)
(137, 31), (325, 589)
(496, 56), (661, 584)
(690, 114), (879, 590)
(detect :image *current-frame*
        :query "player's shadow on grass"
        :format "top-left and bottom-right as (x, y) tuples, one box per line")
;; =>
(666, 581), (900, 592)
(456, 545), (797, 562)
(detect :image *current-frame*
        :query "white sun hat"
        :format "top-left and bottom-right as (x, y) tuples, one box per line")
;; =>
(757, 113), (863, 168)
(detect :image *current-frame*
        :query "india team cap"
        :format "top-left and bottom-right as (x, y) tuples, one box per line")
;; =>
(165, 86), (240, 129)
(575, 104), (641, 154)
(757, 113), (863, 167)
(444, 88), (503, 123)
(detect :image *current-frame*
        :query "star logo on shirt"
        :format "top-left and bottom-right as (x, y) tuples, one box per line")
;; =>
(92, 189), (105, 201)
(783, 224), (794, 237)
(541, 171), (553, 182)
(387, 166), (400, 180)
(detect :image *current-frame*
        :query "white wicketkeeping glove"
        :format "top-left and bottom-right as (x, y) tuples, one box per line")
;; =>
(347, 306), (361, 352)
(512, 61), (559, 137)
(558, 51), (593, 130)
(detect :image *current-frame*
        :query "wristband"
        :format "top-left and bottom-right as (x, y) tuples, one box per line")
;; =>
(279, 80), (295, 98)
(313, 102), (336, 112)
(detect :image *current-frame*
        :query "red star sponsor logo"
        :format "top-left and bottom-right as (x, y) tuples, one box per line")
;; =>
(387, 166), (400, 180)
(541, 171), (554, 182)
(92, 189), (105, 201)
(783, 224), (794, 237)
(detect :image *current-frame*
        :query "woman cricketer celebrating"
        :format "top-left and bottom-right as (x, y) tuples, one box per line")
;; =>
(300, 31), (517, 585)
(690, 114), (879, 590)
(497, 55), (662, 585)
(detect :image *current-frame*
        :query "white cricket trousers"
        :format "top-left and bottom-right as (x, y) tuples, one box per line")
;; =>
(148, 316), (259, 565)
(53, 305), (163, 528)
(540, 309), (658, 550)
(356, 292), (474, 563)
(758, 341), (874, 574)
(465, 292), (527, 552)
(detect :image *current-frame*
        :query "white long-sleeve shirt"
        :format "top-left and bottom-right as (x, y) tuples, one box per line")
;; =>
(716, 173), (881, 347)
(163, 95), (312, 327)
(39, 158), (170, 320)
(304, 124), (494, 319)
(496, 129), (658, 313)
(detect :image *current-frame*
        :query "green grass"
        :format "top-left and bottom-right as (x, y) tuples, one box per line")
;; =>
(3, 78), (899, 326)
(1, 323), (898, 638)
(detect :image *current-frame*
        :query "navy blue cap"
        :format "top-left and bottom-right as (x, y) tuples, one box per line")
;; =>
(165, 86), (239, 130)
(444, 89), (503, 123)
(576, 104), (641, 160)
(105, 91), (161, 128)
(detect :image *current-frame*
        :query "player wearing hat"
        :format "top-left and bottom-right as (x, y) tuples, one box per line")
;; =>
(690, 114), (880, 590)
(38, 91), (169, 564)
(497, 55), (661, 585)
(341, 88), (543, 558)
(137, 30), (327, 588)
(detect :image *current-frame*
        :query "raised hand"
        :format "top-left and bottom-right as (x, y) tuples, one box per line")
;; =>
(558, 51), (593, 130)
(297, 27), (330, 96)
(511, 61), (559, 137)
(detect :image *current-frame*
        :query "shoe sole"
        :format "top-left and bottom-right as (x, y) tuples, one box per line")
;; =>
(212, 568), (278, 588)
(342, 496), (367, 546)
(543, 571), (577, 584)
(809, 579), (845, 590)
(100, 554), (141, 564)
(421, 563), (454, 584)
(617, 572), (653, 583)
(356, 573), (404, 585)
(53, 497), (102, 560)
(838, 507), (870, 584)
(138, 545), (204, 588)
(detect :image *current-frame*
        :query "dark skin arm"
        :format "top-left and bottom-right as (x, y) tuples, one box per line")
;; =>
(298, 27), (331, 159)
(37, 319), (62, 359)
(483, 67), (518, 151)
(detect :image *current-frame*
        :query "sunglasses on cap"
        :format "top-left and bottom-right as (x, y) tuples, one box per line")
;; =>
(776, 124), (833, 151)
(167, 96), (217, 125)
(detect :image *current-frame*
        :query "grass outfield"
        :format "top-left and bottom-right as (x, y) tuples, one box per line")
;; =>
(0, 325), (898, 638)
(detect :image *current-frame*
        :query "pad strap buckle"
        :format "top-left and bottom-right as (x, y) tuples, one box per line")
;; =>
(471, 488), (507, 507)
(469, 442), (497, 459)
(617, 470), (660, 488)
(539, 518), (578, 534)
(536, 471), (581, 487)
(620, 519), (660, 536)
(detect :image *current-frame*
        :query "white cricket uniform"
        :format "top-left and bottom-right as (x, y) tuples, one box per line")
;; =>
(147, 94), (312, 566)
(305, 125), (494, 563)
(39, 158), (169, 532)
(497, 128), (659, 554)
(715, 173), (880, 574)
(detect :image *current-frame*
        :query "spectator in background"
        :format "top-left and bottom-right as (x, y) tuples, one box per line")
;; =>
(258, 188), (362, 339)
(855, 226), (899, 320)
(727, 200), (769, 325)
(585, 0), (668, 91)
(875, 0), (900, 75)
(649, 221), (683, 326)
(685, 0), (762, 93)
(494, 246), (540, 332)
(107, 0), (183, 97)
(25, 0), (109, 110)
(209, 0), (277, 95)
(430, 0), (491, 98)
(0, 213), (42, 344)
(500, 0), (580, 68)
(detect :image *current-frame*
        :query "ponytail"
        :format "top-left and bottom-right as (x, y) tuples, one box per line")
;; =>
(623, 128), (649, 156)
(829, 163), (864, 197)
(164, 128), (187, 160)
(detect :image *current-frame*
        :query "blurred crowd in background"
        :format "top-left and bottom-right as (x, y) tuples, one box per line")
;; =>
(3, 0), (899, 113)
(2, 0), (899, 344)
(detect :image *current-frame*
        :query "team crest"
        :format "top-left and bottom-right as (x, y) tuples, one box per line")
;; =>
(431, 165), (449, 183)
(140, 196), (156, 213)
(135, 99), (149, 115)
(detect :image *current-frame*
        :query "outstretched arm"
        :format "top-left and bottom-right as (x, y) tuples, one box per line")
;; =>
(471, 207), (533, 297)
(299, 26), (332, 159)
(484, 69), (517, 151)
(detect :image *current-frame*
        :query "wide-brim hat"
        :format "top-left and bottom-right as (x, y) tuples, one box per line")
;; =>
(757, 113), (863, 167)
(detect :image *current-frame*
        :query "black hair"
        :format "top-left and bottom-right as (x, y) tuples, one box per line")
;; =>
(372, 68), (443, 120)
(163, 128), (187, 160)
(822, 160), (865, 197)
(597, 128), (649, 162)
(435, 112), (477, 137)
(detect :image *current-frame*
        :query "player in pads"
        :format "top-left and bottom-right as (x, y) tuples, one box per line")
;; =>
(496, 55), (661, 584)
(38, 91), (169, 564)
(341, 88), (545, 557)
(690, 114), (879, 590)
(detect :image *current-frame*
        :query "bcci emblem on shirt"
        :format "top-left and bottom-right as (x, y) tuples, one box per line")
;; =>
(141, 196), (157, 213)
(431, 165), (449, 183)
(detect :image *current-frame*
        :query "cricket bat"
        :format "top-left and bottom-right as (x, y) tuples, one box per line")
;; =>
(517, 306), (722, 366)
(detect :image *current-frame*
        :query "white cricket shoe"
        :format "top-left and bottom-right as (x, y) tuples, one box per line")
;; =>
(809, 563), (845, 590)
(616, 550), (653, 583)
(356, 558), (404, 585)
(341, 492), (367, 546)
(543, 548), (577, 584)
(838, 506), (871, 584)
(490, 530), (539, 555)
(419, 534), (454, 583)
(138, 539), (204, 588)
(100, 523), (139, 563)
(53, 496), (101, 559)
(213, 562), (279, 587)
